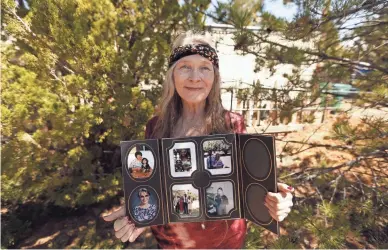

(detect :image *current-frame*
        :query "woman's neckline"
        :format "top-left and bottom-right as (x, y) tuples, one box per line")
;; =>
(139, 204), (151, 209)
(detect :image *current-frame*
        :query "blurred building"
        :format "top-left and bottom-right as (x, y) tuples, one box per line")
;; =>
(206, 24), (318, 127)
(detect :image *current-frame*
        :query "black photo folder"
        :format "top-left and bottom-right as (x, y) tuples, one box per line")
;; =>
(120, 133), (279, 234)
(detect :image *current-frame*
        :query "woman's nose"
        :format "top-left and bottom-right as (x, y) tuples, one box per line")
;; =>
(189, 69), (201, 82)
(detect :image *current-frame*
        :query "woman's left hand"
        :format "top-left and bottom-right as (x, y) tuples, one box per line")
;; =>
(265, 183), (294, 222)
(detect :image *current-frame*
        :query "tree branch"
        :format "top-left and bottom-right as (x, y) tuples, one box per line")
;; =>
(249, 31), (388, 74)
(276, 139), (354, 151)
(281, 150), (387, 180)
(3, 7), (78, 75)
(202, 6), (388, 74)
(330, 174), (343, 204)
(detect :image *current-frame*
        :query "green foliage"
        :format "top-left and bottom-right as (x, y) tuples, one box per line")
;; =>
(203, 140), (231, 154)
(210, 0), (387, 248)
(1, 213), (32, 248)
(229, 0), (262, 28)
(1, 0), (209, 248)
(313, 201), (351, 248)
(301, 112), (316, 123)
(269, 235), (299, 249)
(331, 115), (388, 154)
(244, 223), (266, 249)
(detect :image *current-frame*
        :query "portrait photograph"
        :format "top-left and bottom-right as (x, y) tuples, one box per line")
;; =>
(206, 181), (234, 217)
(129, 187), (158, 223)
(168, 142), (197, 178)
(172, 184), (200, 218)
(173, 148), (192, 172)
(127, 144), (155, 179)
(202, 139), (232, 175)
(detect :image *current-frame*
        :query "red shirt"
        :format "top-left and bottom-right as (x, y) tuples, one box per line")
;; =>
(145, 111), (247, 249)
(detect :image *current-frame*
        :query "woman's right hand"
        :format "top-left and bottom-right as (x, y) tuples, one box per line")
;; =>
(102, 206), (146, 243)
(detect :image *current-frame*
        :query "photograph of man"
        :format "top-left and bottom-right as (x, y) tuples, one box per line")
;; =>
(207, 152), (226, 169)
(206, 150), (214, 169)
(183, 193), (189, 215)
(173, 195), (180, 213)
(177, 196), (182, 213)
(214, 187), (229, 215)
(188, 196), (193, 215)
(203, 140), (232, 175)
(206, 181), (234, 217)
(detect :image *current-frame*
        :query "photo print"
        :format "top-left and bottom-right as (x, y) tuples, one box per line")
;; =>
(168, 142), (197, 178)
(203, 139), (232, 175)
(172, 184), (200, 218)
(206, 181), (235, 217)
(129, 186), (158, 223)
(127, 144), (155, 179)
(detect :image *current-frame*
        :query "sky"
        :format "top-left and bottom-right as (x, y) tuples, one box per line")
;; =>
(203, 0), (362, 43)
(262, 0), (298, 21)
(205, 0), (298, 24)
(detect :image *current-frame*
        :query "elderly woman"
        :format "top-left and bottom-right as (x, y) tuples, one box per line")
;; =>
(103, 31), (294, 248)
(133, 188), (157, 222)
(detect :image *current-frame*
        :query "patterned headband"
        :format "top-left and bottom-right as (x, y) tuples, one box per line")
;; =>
(168, 44), (219, 68)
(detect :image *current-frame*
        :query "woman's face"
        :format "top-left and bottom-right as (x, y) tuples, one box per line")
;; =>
(173, 54), (215, 105)
(139, 191), (150, 205)
(142, 159), (148, 164)
(217, 189), (223, 196)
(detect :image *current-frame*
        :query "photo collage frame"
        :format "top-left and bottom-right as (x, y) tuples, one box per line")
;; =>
(120, 133), (279, 234)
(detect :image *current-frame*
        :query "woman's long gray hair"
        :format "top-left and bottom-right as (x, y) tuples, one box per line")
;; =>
(152, 31), (232, 138)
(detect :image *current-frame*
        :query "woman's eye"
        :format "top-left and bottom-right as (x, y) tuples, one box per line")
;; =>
(201, 66), (211, 71)
(180, 65), (190, 69)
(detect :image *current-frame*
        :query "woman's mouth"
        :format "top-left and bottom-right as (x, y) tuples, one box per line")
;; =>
(185, 87), (202, 91)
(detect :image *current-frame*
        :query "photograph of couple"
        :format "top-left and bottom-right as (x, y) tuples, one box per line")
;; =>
(168, 142), (197, 178)
(203, 140), (232, 175)
(173, 148), (192, 172)
(127, 145), (154, 179)
(172, 184), (200, 218)
(206, 181), (234, 217)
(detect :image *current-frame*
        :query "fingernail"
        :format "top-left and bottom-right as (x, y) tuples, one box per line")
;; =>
(287, 186), (294, 191)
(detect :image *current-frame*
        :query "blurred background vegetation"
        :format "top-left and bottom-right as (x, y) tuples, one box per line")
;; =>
(1, 0), (387, 248)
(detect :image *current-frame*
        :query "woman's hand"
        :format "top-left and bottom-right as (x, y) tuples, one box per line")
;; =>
(102, 206), (146, 242)
(264, 183), (294, 222)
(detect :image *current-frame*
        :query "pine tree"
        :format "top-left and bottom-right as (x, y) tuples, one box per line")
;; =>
(209, 0), (387, 248)
(1, 0), (209, 248)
